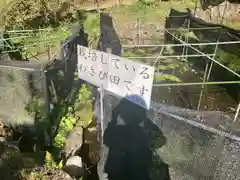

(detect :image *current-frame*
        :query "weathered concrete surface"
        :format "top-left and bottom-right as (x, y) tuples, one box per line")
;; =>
(63, 155), (84, 178)
(96, 92), (240, 180)
(154, 109), (225, 179)
(0, 61), (45, 125)
(213, 139), (240, 180)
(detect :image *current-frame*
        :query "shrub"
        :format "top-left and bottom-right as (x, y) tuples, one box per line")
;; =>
(0, 0), (84, 29)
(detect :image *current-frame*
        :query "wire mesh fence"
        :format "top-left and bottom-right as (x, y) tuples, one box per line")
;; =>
(93, 9), (240, 180)
(108, 7), (240, 120)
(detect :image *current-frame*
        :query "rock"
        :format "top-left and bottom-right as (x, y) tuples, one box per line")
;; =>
(0, 136), (5, 143)
(64, 126), (83, 157)
(52, 170), (73, 180)
(63, 156), (84, 178)
(83, 127), (101, 165)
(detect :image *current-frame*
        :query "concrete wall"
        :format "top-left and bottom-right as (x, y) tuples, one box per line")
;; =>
(97, 92), (240, 180)
(213, 139), (240, 180)
(0, 62), (45, 125)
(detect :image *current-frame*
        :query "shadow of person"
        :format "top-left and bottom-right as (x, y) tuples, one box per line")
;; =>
(103, 95), (170, 180)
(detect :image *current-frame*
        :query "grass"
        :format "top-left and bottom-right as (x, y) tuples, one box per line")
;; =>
(80, 0), (194, 84)
(107, 0), (194, 22)
(78, 0), (197, 61)
(83, 13), (100, 47)
(0, 0), (199, 61)
(82, 0), (195, 43)
(3, 0), (239, 69)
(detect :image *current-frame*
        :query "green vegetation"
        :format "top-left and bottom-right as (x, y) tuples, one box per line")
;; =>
(4, 26), (71, 60)
(19, 151), (63, 179)
(216, 49), (240, 72)
(123, 47), (189, 83)
(0, 0), (79, 59)
(0, 83), (94, 179)
(83, 13), (100, 46)
(107, 0), (195, 22)
(45, 151), (63, 169)
(0, 0), (83, 29)
(12, 28), (71, 59)
(25, 98), (45, 124)
(54, 84), (94, 148)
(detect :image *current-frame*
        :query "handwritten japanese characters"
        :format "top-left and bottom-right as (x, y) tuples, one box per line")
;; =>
(77, 45), (155, 109)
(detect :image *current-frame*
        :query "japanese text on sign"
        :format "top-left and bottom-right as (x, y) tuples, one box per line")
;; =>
(77, 45), (155, 109)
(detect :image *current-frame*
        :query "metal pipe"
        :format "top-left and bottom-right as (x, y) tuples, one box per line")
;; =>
(122, 40), (240, 48)
(6, 28), (53, 33)
(153, 46), (164, 65)
(233, 102), (240, 123)
(197, 60), (209, 111)
(114, 25), (222, 31)
(98, 85), (104, 145)
(166, 30), (240, 78)
(153, 106), (240, 141)
(152, 81), (240, 87)
(137, 18), (140, 50)
(126, 54), (215, 59)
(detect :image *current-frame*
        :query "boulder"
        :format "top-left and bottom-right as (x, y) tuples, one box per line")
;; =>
(63, 156), (84, 178)
(64, 126), (83, 157)
(83, 126), (101, 165)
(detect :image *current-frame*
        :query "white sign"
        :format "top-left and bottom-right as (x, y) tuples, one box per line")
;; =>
(77, 45), (155, 109)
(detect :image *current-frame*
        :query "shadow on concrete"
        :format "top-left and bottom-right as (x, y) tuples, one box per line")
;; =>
(103, 95), (170, 180)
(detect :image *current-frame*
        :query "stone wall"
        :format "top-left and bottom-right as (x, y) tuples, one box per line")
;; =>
(0, 61), (45, 125)
(152, 102), (240, 180)
(196, 1), (240, 26)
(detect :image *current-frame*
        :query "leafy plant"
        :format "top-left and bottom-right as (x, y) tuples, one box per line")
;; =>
(215, 49), (240, 72)
(154, 74), (182, 82)
(74, 84), (94, 127)
(45, 151), (63, 169)
(27, 171), (44, 180)
(20, 168), (44, 180)
(19, 151), (63, 180)
(154, 59), (189, 83)
(83, 13), (100, 46)
(25, 98), (45, 121)
(53, 108), (76, 148)
(53, 84), (94, 149)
